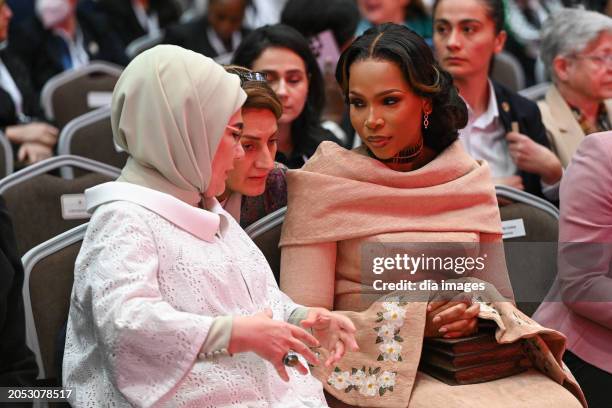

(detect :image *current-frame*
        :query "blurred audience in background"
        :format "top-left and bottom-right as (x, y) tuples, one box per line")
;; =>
(3, 0), (612, 406)
(184, 0), (288, 29)
(281, 0), (359, 53)
(280, 0), (360, 144)
(537, 8), (612, 167)
(504, 0), (564, 86)
(0, 0), (59, 165)
(233, 24), (341, 168)
(163, 0), (250, 63)
(97, 0), (181, 48)
(6, 0), (35, 24)
(9, 0), (127, 93)
(355, 0), (433, 45)
(433, 0), (562, 202)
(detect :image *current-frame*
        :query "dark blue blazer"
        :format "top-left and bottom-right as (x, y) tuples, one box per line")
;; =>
(492, 81), (551, 200)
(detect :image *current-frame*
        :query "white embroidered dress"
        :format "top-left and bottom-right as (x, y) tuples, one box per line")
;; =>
(63, 182), (327, 407)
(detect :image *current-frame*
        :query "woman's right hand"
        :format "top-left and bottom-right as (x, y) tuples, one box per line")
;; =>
(228, 309), (321, 382)
(17, 142), (54, 164)
(6, 122), (59, 146)
(424, 296), (480, 338)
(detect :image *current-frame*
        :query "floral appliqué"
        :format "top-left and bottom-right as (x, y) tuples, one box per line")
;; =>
(327, 298), (406, 396)
(328, 366), (397, 397)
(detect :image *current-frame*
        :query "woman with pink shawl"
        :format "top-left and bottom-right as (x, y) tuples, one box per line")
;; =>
(279, 24), (585, 407)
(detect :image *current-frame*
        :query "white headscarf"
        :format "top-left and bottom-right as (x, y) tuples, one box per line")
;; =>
(112, 45), (246, 205)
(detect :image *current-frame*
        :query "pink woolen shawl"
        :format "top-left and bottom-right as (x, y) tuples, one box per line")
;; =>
(280, 141), (502, 247)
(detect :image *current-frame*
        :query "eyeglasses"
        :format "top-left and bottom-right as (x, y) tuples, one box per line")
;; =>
(226, 124), (243, 143)
(237, 71), (268, 86)
(568, 53), (612, 69)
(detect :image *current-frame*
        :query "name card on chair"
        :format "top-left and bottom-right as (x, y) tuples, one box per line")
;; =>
(61, 194), (91, 220)
(87, 92), (113, 108)
(502, 219), (526, 239)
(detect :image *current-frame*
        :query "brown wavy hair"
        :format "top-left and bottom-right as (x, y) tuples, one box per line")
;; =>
(224, 65), (283, 119)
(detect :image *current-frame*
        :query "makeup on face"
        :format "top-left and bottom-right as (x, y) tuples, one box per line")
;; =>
(252, 47), (309, 125)
(433, 0), (505, 81)
(348, 59), (426, 160)
(226, 108), (278, 196)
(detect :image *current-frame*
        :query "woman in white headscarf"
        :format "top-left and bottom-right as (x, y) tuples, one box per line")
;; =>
(62, 45), (357, 407)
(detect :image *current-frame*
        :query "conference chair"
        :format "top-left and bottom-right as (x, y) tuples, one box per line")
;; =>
(0, 155), (120, 256)
(491, 51), (527, 93)
(0, 131), (13, 179)
(245, 206), (287, 284)
(57, 107), (128, 178)
(21, 224), (87, 384)
(496, 185), (559, 316)
(40, 62), (123, 129)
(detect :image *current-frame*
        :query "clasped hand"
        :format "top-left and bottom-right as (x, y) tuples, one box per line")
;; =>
(229, 308), (358, 382)
(506, 131), (562, 185)
(424, 293), (480, 338)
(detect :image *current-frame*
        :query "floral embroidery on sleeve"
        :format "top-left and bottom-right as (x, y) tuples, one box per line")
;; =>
(327, 298), (406, 397)
(328, 366), (397, 397)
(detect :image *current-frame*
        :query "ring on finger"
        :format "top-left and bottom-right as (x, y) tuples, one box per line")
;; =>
(283, 352), (299, 367)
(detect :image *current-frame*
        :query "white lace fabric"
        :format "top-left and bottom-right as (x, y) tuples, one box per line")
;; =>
(63, 200), (327, 407)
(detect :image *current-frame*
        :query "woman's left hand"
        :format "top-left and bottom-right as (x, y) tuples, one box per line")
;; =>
(425, 296), (480, 338)
(300, 308), (359, 367)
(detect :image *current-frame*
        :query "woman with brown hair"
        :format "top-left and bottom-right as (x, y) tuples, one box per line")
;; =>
(219, 65), (288, 228)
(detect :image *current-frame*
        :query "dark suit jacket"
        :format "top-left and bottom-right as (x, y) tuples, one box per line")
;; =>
(98, 0), (182, 48)
(163, 16), (251, 59)
(9, 4), (128, 93)
(0, 197), (38, 388)
(492, 81), (550, 199)
(0, 49), (44, 128)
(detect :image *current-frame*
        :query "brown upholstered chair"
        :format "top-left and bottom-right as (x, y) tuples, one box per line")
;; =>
(491, 51), (526, 92)
(0, 155), (120, 256)
(518, 82), (551, 102)
(57, 107), (128, 178)
(0, 131), (13, 179)
(21, 224), (87, 383)
(245, 207), (287, 284)
(496, 185), (559, 316)
(126, 32), (164, 60)
(40, 62), (123, 129)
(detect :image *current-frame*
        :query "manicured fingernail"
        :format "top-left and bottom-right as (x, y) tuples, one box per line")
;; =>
(439, 327), (447, 333)
(433, 316), (441, 323)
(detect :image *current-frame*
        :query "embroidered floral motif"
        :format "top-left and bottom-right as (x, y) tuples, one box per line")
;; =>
(378, 340), (403, 362)
(377, 371), (396, 388)
(375, 298), (407, 362)
(328, 370), (351, 390)
(360, 375), (378, 396)
(326, 298), (406, 397)
(328, 366), (397, 397)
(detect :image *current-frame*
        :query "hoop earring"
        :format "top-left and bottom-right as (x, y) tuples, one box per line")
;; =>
(423, 112), (430, 130)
